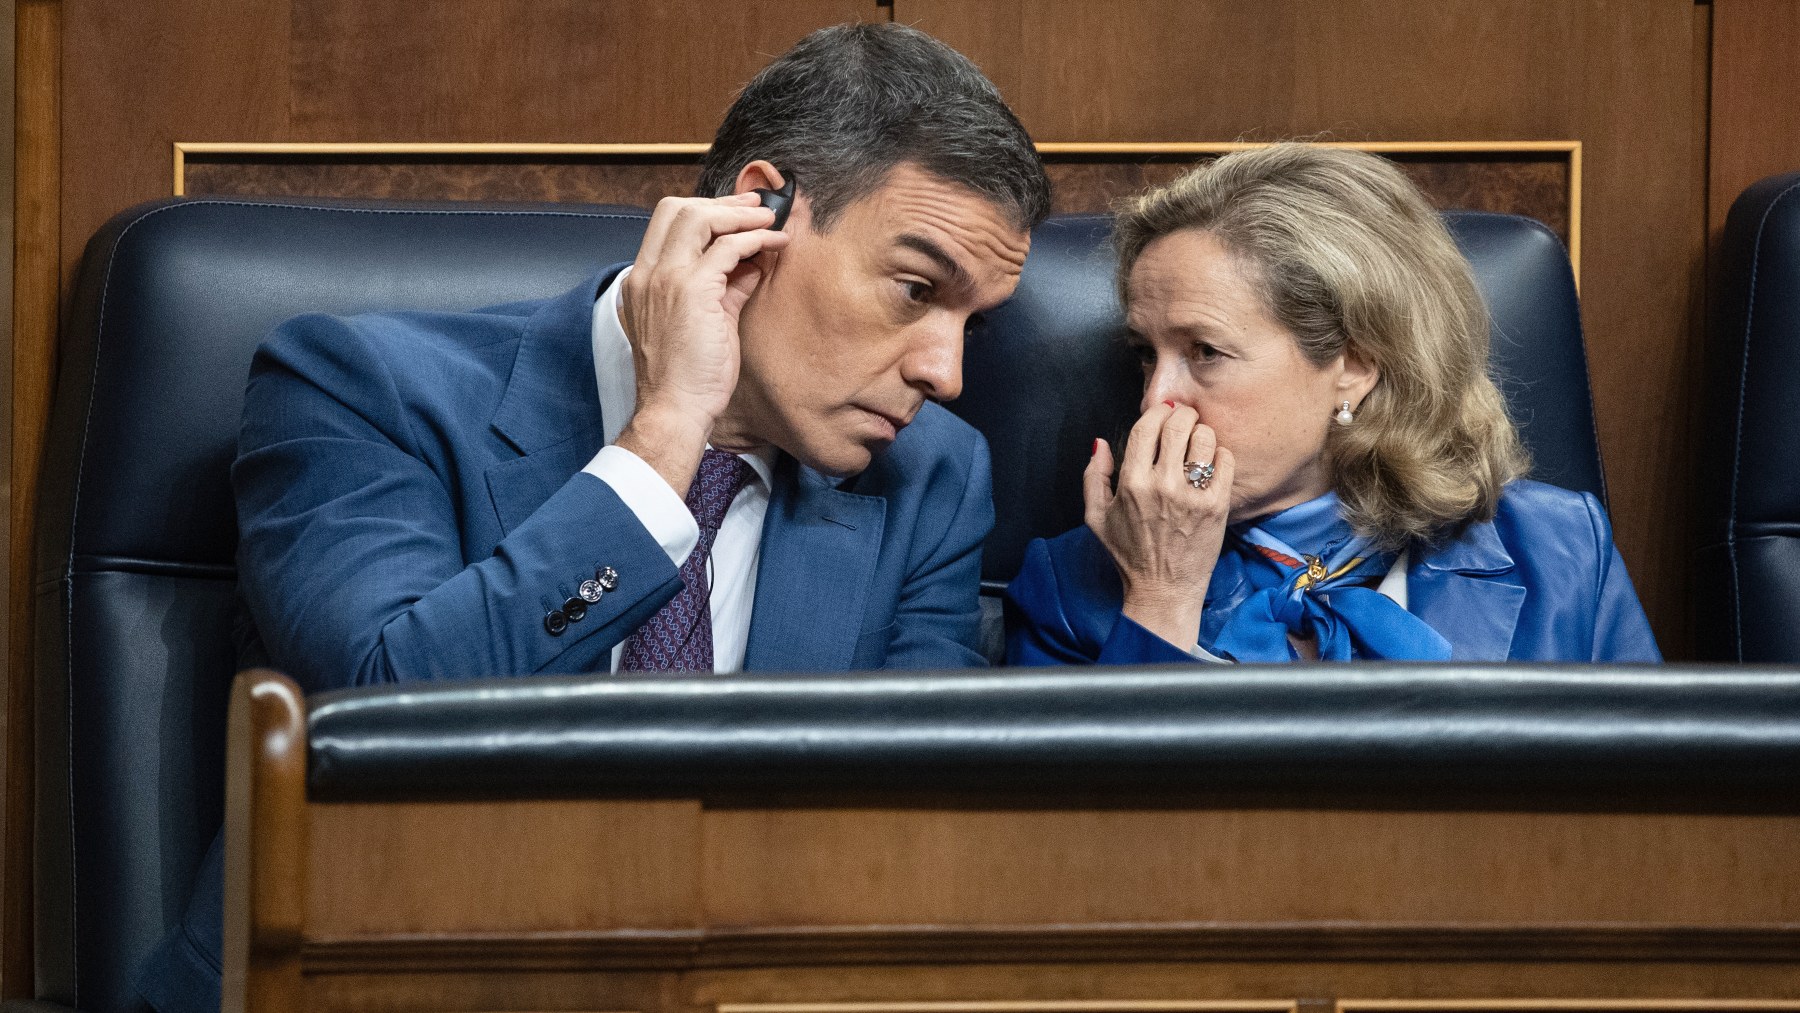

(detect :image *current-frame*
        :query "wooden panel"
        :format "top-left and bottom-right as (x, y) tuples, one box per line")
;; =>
(56, 0), (874, 285)
(284, 962), (1800, 1013)
(305, 799), (703, 936)
(178, 145), (1574, 252)
(183, 154), (704, 207)
(287, 0), (877, 144)
(295, 923), (1800, 975)
(700, 808), (1800, 927)
(900, 0), (1702, 657)
(684, 964), (1800, 1007)
(224, 671), (309, 1013)
(1043, 151), (1572, 249)
(1709, 0), (1800, 246)
(684, 965), (1800, 1010)
(4, 1), (57, 997)
(277, 794), (1800, 1008)
(59, 0), (293, 289)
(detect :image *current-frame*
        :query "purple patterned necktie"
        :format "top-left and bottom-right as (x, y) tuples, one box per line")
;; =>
(618, 448), (755, 672)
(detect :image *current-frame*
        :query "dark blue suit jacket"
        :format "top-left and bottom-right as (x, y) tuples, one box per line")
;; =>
(1006, 480), (1661, 665)
(137, 268), (994, 1011)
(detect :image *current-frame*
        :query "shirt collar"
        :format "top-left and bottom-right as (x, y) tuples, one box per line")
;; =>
(590, 266), (776, 488)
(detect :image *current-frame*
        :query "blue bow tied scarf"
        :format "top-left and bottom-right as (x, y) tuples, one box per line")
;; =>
(1202, 492), (1453, 662)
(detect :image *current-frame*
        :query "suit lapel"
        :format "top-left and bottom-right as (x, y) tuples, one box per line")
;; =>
(1407, 519), (1527, 660)
(744, 456), (887, 671)
(484, 269), (618, 535)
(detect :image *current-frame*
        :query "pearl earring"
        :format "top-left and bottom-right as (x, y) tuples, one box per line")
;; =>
(1335, 400), (1354, 425)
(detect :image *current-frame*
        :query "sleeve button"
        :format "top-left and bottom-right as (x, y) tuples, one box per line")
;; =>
(578, 578), (603, 602)
(543, 610), (568, 636)
(562, 597), (589, 622)
(596, 566), (619, 592)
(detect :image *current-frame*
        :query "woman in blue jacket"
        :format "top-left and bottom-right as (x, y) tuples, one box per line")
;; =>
(1005, 143), (1660, 665)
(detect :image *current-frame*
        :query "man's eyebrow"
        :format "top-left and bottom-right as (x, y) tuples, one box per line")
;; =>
(895, 233), (976, 294)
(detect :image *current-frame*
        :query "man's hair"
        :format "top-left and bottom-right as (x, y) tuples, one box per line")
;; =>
(1113, 143), (1530, 549)
(697, 23), (1050, 233)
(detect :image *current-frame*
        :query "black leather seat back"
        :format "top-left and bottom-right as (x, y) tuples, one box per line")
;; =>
(37, 198), (652, 1011)
(955, 208), (1605, 587)
(1699, 171), (1800, 661)
(36, 197), (1597, 1011)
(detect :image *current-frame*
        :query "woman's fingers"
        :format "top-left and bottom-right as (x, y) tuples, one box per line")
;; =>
(1083, 437), (1116, 531)
(1156, 404), (1199, 481)
(1210, 446), (1237, 499)
(1121, 401), (1173, 478)
(1182, 422), (1218, 491)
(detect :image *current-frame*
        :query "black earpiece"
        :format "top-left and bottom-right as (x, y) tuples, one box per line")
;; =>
(753, 172), (797, 231)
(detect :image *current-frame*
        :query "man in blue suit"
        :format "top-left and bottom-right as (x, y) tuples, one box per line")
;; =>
(137, 23), (1050, 1011)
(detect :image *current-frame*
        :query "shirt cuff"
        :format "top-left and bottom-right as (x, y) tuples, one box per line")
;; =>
(583, 444), (699, 568)
(1189, 640), (1232, 664)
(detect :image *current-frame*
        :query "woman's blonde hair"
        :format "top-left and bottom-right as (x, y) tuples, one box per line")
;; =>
(1113, 143), (1529, 547)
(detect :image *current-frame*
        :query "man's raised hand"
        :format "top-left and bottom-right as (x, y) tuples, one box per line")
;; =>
(616, 193), (790, 496)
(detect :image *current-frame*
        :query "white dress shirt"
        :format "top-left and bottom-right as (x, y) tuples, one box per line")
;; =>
(582, 267), (773, 673)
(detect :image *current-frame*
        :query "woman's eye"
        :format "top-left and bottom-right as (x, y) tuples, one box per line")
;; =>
(1193, 342), (1222, 363)
(900, 280), (932, 303)
(1130, 344), (1156, 367)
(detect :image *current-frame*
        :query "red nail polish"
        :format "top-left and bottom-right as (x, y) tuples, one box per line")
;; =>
(1092, 438), (1101, 456)
(1162, 400), (1175, 409)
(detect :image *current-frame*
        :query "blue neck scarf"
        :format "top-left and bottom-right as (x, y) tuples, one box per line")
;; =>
(1203, 492), (1452, 662)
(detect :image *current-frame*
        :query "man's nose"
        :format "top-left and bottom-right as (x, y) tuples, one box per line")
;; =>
(905, 320), (964, 403)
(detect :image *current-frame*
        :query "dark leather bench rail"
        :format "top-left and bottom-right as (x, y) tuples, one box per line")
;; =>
(306, 664), (1800, 803)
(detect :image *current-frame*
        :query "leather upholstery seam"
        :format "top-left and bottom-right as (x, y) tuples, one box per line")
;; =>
(1727, 177), (1800, 659)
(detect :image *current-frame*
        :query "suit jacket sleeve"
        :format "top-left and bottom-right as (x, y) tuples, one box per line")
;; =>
(233, 312), (683, 692)
(876, 429), (997, 668)
(1004, 536), (1194, 666)
(1582, 492), (1663, 662)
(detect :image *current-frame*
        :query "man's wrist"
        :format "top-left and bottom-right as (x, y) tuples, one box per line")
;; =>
(615, 404), (712, 499)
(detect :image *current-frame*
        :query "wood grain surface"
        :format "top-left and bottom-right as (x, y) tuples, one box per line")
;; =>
(285, 794), (1800, 1009)
(1708, 0), (1800, 248)
(3, 2), (57, 997)
(698, 807), (1800, 927)
(296, 923), (1800, 975)
(224, 671), (309, 1013)
(306, 799), (703, 936)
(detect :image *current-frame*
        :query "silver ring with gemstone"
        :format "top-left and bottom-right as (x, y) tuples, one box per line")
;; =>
(1184, 460), (1215, 489)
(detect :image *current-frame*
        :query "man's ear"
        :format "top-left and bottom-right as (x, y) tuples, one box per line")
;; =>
(732, 160), (785, 197)
(732, 160), (802, 233)
(1335, 343), (1380, 408)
